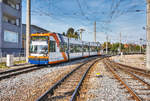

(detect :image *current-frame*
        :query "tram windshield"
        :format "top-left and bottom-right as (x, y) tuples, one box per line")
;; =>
(30, 44), (48, 54)
(30, 36), (48, 54)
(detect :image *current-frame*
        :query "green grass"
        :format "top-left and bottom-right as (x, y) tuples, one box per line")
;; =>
(14, 60), (26, 65)
(0, 62), (8, 69)
(0, 60), (26, 69)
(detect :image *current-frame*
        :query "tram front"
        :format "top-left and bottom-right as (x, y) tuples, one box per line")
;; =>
(29, 35), (49, 64)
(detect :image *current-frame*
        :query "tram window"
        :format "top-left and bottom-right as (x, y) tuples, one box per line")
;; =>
(31, 36), (48, 41)
(70, 44), (73, 53)
(78, 45), (82, 52)
(74, 45), (77, 52)
(69, 44), (83, 53)
(75, 44), (82, 52)
(95, 46), (98, 51)
(91, 46), (93, 51)
(93, 46), (97, 52)
(87, 46), (90, 52)
(69, 44), (76, 53)
(91, 46), (95, 52)
(74, 45), (78, 52)
(70, 44), (76, 53)
(75, 44), (80, 52)
(89, 46), (92, 52)
(96, 46), (98, 51)
(86, 45), (89, 52)
(97, 46), (100, 51)
(83, 45), (86, 52)
(60, 43), (67, 52)
(92, 46), (94, 51)
(83, 45), (88, 52)
(49, 40), (56, 52)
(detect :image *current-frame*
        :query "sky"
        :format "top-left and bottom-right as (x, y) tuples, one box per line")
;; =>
(22, 0), (146, 44)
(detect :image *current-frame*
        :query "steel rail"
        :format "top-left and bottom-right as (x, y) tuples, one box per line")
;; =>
(0, 57), (99, 81)
(36, 58), (95, 101)
(109, 61), (150, 88)
(36, 58), (100, 101)
(0, 65), (35, 75)
(124, 70), (150, 88)
(104, 60), (143, 101)
(70, 59), (100, 101)
(0, 66), (44, 80)
(0, 56), (101, 75)
(111, 61), (150, 78)
(116, 62), (149, 73)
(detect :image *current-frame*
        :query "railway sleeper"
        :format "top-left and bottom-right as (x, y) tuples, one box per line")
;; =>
(133, 88), (150, 90)
(136, 92), (150, 95)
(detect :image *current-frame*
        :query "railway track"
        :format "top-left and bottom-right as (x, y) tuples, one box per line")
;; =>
(104, 58), (150, 101)
(117, 63), (150, 78)
(110, 61), (150, 85)
(36, 57), (101, 101)
(0, 65), (44, 80)
(0, 57), (101, 81)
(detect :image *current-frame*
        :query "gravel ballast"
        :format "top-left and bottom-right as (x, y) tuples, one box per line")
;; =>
(109, 54), (146, 70)
(86, 61), (129, 101)
(0, 58), (89, 101)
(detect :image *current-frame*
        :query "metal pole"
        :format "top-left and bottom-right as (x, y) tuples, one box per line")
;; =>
(146, 0), (150, 70)
(140, 44), (142, 53)
(80, 31), (82, 41)
(140, 38), (142, 53)
(106, 35), (108, 54)
(26, 0), (31, 62)
(119, 32), (122, 54)
(79, 29), (85, 41)
(94, 21), (96, 42)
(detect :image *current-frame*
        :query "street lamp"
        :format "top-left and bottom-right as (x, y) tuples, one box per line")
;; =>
(77, 28), (85, 41)
(140, 38), (143, 53)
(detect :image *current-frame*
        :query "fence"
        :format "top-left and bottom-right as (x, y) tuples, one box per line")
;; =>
(0, 52), (26, 64)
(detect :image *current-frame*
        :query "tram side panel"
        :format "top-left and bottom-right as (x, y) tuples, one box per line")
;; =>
(83, 41), (90, 57)
(48, 34), (68, 64)
(90, 42), (98, 56)
(97, 43), (101, 55)
(69, 38), (83, 60)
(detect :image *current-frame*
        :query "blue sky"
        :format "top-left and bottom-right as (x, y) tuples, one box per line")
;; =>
(22, 0), (146, 44)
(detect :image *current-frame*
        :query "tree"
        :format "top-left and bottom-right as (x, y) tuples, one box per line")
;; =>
(62, 32), (66, 36)
(66, 27), (80, 39)
(110, 43), (119, 52)
(74, 31), (79, 39)
(102, 42), (112, 50)
(66, 27), (74, 38)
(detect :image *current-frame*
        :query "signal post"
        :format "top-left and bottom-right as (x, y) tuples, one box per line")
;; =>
(146, 0), (150, 70)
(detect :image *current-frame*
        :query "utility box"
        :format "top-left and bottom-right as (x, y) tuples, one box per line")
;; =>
(121, 52), (123, 56)
(6, 54), (14, 67)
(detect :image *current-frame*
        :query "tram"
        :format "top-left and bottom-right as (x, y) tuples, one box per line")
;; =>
(28, 33), (101, 64)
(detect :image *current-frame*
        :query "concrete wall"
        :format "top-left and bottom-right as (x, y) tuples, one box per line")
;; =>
(2, 3), (21, 18)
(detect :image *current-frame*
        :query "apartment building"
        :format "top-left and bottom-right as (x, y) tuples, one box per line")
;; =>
(0, 0), (22, 56)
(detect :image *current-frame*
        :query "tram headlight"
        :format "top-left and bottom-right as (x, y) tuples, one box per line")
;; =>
(43, 54), (47, 56)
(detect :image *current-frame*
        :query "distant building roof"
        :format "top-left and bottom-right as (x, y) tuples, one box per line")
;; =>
(30, 24), (50, 33)
(22, 24), (50, 34)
